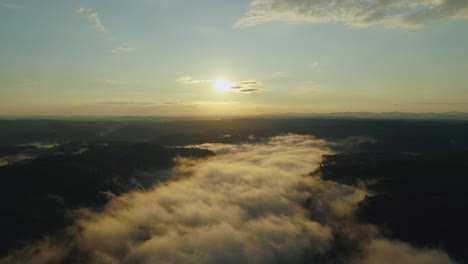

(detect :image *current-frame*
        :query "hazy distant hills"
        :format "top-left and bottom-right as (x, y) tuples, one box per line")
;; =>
(270, 111), (468, 120)
(2, 112), (468, 121)
(1, 118), (468, 155)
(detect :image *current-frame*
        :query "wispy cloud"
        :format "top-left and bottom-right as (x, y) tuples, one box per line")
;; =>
(76, 7), (106, 32)
(95, 77), (140, 86)
(271, 71), (292, 79)
(229, 81), (263, 93)
(176, 76), (208, 85)
(76, 8), (136, 54)
(236, 0), (468, 29)
(0, 154), (34, 167)
(111, 43), (135, 53)
(98, 101), (155, 106)
(0, 1), (22, 9)
(308, 62), (319, 70)
(176, 76), (263, 93)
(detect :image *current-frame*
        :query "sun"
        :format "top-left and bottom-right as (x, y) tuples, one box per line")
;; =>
(215, 79), (236, 92)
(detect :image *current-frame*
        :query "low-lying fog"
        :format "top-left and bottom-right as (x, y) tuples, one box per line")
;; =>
(0, 135), (455, 264)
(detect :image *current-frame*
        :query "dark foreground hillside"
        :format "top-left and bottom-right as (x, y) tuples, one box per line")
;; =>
(319, 152), (468, 263)
(0, 142), (213, 256)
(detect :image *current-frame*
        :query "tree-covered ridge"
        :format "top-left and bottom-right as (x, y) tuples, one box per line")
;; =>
(318, 152), (468, 263)
(0, 142), (214, 256)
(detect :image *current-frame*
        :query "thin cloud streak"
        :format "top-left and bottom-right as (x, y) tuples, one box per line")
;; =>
(0, 1), (21, 9)
(98, 101), (156, 106)
(236, 0), (468, 29)
(111, 43), (135, 53)
(76, 7), (106, 32)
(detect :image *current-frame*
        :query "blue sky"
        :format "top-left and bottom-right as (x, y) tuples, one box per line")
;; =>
(1, 0), (468, 116)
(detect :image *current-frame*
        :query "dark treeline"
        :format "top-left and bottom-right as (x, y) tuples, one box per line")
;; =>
(1, 119), (468, 155)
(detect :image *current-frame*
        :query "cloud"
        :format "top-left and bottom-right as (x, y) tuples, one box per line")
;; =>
(271, 71), (293, 78)
(0, 135), (456, 264)
(230, 81), (263, 93)
(353, 239), (455, 264)
(111, 43), (135, 53)
(18, 142), (60, 149)
(3, 135), (335, 263)
(0, 238), (69, 264)
(0, 142), (59, 166)
(236, 88), (261, 93)
(98, 101), (156, 106)
(0, 2), (21, 9)
(237, 81), (262, 85)
(0, 154), (34, 167)
(76, 7), (106, 32)
(235, 0), (468, 29)
(76, 8), (135, 54)
(176, 76), (263, 93)
(307, 62), (319, 70)
(176, 76), (206, 84)
(95, 78), (141, 86)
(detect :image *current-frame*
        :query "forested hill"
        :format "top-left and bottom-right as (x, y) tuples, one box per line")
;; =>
(318, 152), (468, 263)
(0, 142), (213, 257)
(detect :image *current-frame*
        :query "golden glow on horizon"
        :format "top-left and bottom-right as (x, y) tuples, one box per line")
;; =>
(215, 79), (236, 92)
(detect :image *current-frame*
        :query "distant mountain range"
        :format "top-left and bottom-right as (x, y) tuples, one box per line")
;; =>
(2, 112), (468, 121)
(268, 111), (468, 120)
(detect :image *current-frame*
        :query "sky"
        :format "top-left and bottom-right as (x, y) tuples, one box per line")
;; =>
(1, 0), (468, 116)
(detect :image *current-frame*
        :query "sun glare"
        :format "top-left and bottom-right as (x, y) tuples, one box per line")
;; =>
(215, 79), (236, 92)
